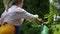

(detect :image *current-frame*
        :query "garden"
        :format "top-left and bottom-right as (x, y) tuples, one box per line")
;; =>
(0, 0), (60, 34)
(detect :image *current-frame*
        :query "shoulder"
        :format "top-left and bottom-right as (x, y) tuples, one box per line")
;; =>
(16, 7), (26, 12)
(9, 5), (26, 12)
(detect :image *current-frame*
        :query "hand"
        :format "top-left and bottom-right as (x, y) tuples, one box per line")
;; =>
(34, 15), (44, 24)
(34, 15), (39, 18)
(38, 19), (44, 24)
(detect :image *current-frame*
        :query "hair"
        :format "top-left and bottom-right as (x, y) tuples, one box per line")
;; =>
(3, 0), (13, 11)
(12, 0), (23, 5)
(4, 0), (23, 12)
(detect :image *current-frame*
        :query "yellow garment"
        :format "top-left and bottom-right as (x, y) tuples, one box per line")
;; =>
(0, 24), (15, 34)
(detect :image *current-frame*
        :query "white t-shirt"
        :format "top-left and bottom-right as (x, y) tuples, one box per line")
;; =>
(1, 5), (35, 26)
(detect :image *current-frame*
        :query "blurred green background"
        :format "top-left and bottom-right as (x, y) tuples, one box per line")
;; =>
(0, 0), (60, 34)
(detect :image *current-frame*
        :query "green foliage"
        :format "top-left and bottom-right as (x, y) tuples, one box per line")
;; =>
(20, 0), (51, 34)
(0, 0), (4, 16)
(0, 0), (55, 34)
(3, 0), (12, 10)
(20, 20), (41, 34)
(44, 2), (54, 24)
(23, 0), (50, 18)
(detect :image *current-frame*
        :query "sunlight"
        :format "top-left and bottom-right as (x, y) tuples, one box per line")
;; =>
(49, 0), (53, 3)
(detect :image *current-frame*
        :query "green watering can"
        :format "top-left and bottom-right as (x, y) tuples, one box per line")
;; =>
(38, 20), (49, 34)
(40, 24), (49, 34)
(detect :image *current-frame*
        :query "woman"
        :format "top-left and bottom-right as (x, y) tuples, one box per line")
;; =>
(0, 0), (43, 34)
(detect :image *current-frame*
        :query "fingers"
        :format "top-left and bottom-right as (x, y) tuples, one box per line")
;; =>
(38, 19), (44, 24)
(34, 15), (39, 18)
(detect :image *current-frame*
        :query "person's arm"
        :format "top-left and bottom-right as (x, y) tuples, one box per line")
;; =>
(20, 11), (44, 24)
(34, 17), (44, 24)
(0, 13), (5, 26)
(15, 8), (44, 24)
